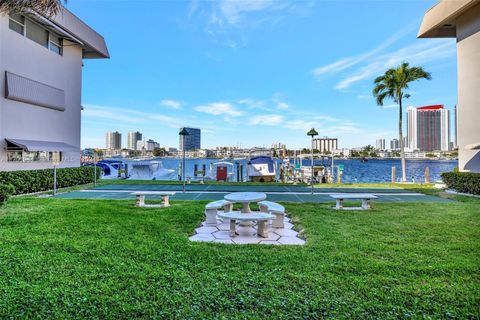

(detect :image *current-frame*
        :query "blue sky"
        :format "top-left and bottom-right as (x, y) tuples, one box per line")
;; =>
(74, 0), (458, 149)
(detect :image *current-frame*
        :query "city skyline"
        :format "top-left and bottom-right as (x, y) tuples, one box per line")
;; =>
(76, 1), (458, 149)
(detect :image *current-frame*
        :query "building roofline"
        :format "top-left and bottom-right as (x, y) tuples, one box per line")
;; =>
(418, 0), (479, 38)
(23, 6), (109, 59)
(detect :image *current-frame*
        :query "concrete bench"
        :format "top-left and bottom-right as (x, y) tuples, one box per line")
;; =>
(204, 200), (233, 225)
(258, 200), (286, 228)
(329, 193), (378, 210)
(131, 191), (176, 208)
(217, 211), (275, 238)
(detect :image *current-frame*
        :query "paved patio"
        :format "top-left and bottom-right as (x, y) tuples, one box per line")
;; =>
(189, 215), (305, 245)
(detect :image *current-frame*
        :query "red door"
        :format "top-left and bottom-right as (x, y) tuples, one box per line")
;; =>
(216, 166), (228, 181)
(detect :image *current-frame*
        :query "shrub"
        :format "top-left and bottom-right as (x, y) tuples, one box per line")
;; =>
(441, 172), (480, 195)
(0, 184), (16, 204)
(0, 166), (101, 196)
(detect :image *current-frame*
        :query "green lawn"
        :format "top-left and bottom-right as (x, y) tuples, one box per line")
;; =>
(0, 197), (479, 318)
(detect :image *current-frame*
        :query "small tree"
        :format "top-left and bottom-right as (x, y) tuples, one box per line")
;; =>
(373, 62), (431, 182)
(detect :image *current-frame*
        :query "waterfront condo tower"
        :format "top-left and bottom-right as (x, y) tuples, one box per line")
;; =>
(128, 131), (142, 150)
(106, 131), (122, 150)
(0, 8), (109, 171)
(179, 127), (201, 151)
(407, 105), (450, 152)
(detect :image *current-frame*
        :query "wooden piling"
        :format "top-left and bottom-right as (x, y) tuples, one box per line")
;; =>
(391, 167), (396, 183)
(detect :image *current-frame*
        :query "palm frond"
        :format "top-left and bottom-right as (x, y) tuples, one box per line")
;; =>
(0, 0), (65, 17)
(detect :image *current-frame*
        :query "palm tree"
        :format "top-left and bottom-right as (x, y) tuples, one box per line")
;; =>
(0, 0), (65, 18)
(373, 62), (431, 182)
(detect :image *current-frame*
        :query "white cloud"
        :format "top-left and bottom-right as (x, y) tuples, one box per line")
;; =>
(312, 23), (416, 77)
(195, 102), (243, 117)
(335, 39), (455, 90)
(83, 104), (182, 128)
(250, 114), (284, 125)
(191, 0), (313, 48)
(160, 99), (182, 109)
(357, 94), (372, 100)
(238, 98), (268, 110)
(277, 102), (289, 110)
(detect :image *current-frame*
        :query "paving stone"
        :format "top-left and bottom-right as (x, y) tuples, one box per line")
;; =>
(232, 236), (261, 244)
(212, 230), (232, 239)
(217, 223), (231, 231)
(259, 240), (281, 245)
(202, 220), (222, 226)
(195, 226), (218, 234)
(236, 226), (256, 236)
(274, 228), (299, 237)
(278, 236), (305, 245)
(213, 239), (234, 244)
(189, 234), (215, 242)
(283, 222), (294, 229)
(261, 232), (280, 241)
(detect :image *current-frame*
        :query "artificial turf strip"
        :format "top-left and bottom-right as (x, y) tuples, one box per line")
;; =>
(0, 198), (478, 319)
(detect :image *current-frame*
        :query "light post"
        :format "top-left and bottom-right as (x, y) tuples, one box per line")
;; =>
(93, 151), (98, 187)
(52, 152), (60, 196)
(307, 128), (318, 194)
(179, 128), (190, 193)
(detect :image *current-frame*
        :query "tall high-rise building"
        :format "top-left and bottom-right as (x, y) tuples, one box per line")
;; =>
(390, 138), (399, 150)
(127, 131), (142, 150)
(376, 138), (386, 150)
(106, 131), (122, 149)
(179, 127), (201, 151)
(407, 105), (450, 151)
(313, 137), (338, 153)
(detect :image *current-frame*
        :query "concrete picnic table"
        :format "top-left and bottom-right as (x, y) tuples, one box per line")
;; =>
(224, 192), (267, 226)
(224, 192), (267, 213)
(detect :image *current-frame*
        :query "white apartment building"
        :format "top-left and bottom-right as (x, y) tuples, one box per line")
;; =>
(376, 138), (386, 151)
(419, 1), (479, 171)
(313, 137), (338, 153)
(127, 131), (142, 150)
(0, 8), (109, 171)
(137, 139), (159, 152)
(106, 131), (121, 150)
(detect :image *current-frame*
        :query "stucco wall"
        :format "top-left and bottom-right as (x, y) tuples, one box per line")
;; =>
(0, 14), (83, 171)
(456, 4), (480, 172)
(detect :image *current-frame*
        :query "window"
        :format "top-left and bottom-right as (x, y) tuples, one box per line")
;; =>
(26, 19), (49, 48)
(8, 14), (25, 35)
(6, 149), (62, 162)
(49, 34), (62, 55)
(8, 14), (63, 55)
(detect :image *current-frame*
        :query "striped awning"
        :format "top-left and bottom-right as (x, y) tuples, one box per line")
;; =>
(6, 139), (78, 152)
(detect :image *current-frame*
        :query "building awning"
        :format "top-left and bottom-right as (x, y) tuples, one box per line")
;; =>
(6, 139), (78, 152)
(465, 142), (480, 150)
(5, 71), (66, 111)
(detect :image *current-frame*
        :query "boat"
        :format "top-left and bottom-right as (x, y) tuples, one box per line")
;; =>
(128, 160), (175, 180)
(81, 159), (123, 179)
(247, 156), (276, 182)
(293, 154), (334, 183)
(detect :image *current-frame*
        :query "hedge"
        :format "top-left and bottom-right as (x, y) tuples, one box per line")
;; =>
(0, 166), (101, 196)
(441, 171), (480, 195)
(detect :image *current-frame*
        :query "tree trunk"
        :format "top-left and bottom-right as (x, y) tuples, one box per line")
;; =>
(398, 98), (407, 182)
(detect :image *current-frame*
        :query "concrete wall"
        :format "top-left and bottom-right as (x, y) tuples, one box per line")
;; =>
(0, 14), (83, 171)
(456, 3), (480, 172)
